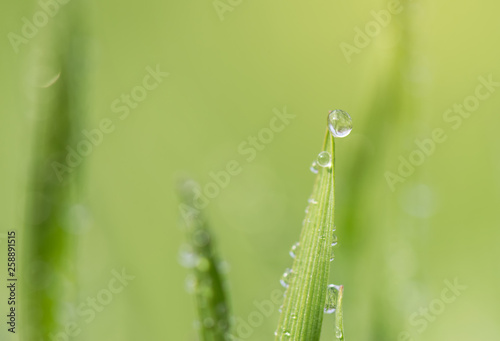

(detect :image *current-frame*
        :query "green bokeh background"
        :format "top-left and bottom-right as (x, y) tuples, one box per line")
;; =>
(1, 0), (499, 340)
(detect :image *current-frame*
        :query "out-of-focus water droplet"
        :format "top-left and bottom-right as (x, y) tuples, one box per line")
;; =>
(193, 230), (210, 247)
(218, 261), (231, 274)
(317, 151), (332, 168)
(328, 109), (352, 138)
(332, 234), (338, 246)
(325, 284), (340, 314)
(178, 245), (198, 268)
(291, 314), (298, 320)
(280, 268), (293, 288)
(203, 317), (215, 328)
(193, 320), (201, 330)
(197, 257), (210, 271)
(283, 331), (292, 338)
(185, 275), (197, 294)
(289, 242), (300, 258)
(310, 161), (319, 174)
(217, 319), (229, 332)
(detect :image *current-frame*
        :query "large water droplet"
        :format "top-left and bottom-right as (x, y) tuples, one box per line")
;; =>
(317, 151), (332, 168)
(328, 110), (352, 138)
(289, 242), (300, 258)
(310, 161), (319, 174)
(325, 284), (340, 314)
(280, 268), (293, 288)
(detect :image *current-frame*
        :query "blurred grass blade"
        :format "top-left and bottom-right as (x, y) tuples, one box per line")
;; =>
(177, 179), (232, 341)
(275, 130), (335, 341)
(23, 4), (87, 340)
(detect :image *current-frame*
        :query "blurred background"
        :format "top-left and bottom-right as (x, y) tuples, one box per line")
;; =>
(1, 0), (499, 340)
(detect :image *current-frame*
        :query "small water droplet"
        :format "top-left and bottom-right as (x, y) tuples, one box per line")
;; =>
(330, 248), (335, 262)
(332, 234), (338, 246)
(328, 109), (352, 138)
(197, 257), (210, 271)
(178, 245), (198, 268)
(308, 198), (318, 205)
(193, 320), (201, 330)
(217, 319), (229, 332)
(283, 331), (292, 338)
(325, 284), (340, 314)
(289, 242), (300, 258)
(317, 151), (332, 168)
(280, 268), (293, 288)
(218, 261), (231, 274)
(335, 326), (343, 338)
(310, 161), (319, 174)
(291, 314), (298, 320)
(193, 230), (210, 247)
(203, 317), (215, 328)
(185, 275), (197, 294)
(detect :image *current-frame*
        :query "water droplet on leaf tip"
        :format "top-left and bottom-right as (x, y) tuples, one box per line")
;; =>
(324, 284), (340, 314)
(328, 109), (352, 138)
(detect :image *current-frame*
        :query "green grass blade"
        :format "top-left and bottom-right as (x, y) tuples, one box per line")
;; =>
(177, 180), (231, 341)
(23, 7), (87, 340)
(334, 285), (344, 341)
(275, 130), (336, 341)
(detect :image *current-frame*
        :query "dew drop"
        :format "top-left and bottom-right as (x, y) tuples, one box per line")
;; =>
(330, 248), (335, 262)
(335, 326), (343, 338)
(310, 161), (319, 174)
(193, 320), (201, 330)
(203, 317), (215, 329)
(332, 234), (338, 246)
(324, 284), (340, 314)
(280, 268), (293, 288)
(197, 257), (210, 271)
(193, 230), (210, 247)
(289, 242), (300, 258)
(184, 275), (197, 294)
(178, 245), (198, 268)
(317, 151), (332, 168)
(308, 198), (318, 205)
(328, 109), (352, 138)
